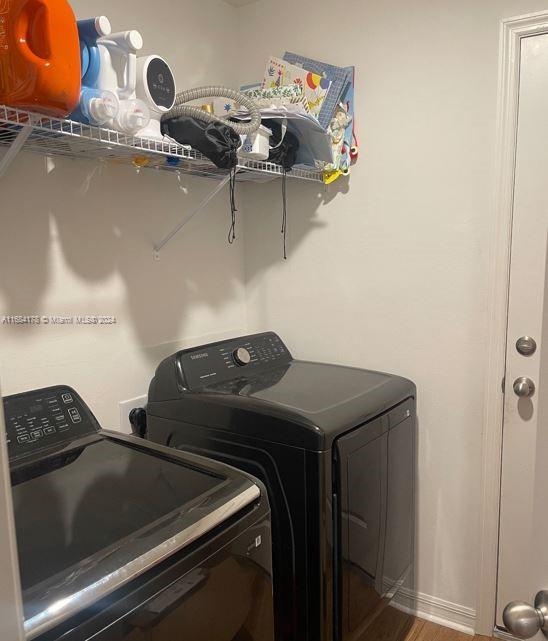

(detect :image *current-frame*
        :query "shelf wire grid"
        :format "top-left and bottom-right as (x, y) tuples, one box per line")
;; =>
(0, 105), (323, 183)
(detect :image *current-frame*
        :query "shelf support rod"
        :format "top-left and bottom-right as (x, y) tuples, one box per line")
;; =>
(153, 171), (235, 260)
(0, 125), (33, 180)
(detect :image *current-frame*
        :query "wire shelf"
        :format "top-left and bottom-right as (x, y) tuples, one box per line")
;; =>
(0, 105), (323, 183)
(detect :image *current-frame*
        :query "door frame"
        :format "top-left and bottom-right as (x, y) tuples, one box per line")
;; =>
(477, 10), (548, 636)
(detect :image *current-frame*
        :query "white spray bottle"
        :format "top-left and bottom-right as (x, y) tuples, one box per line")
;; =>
(96, 30), (150, 135)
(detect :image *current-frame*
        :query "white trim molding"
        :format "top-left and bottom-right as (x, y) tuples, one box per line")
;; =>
(477, 10), (548, 637)
(393, 588), (476, 636)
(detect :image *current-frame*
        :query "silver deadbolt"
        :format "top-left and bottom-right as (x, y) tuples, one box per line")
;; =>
(517, 336), (537, 357)
(503, 591), (548, 638)
(514, 377), (536, 398)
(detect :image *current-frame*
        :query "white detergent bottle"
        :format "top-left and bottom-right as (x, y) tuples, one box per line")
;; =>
(135, 55), (176, 141)
(95, 30), (150, 135)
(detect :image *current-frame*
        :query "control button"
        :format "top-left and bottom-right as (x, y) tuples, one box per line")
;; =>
(61, 393), (73, 404)
(233, 347), (252, 367)
(17, 434), (30, 444)
(44, 427), (56, 435)
(30, 429), (43, 440)
(68, 408), (82, 424)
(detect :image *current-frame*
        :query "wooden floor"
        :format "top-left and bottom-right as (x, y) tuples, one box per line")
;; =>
(346, 597), (489, 641)
(405, 619), (489, 641)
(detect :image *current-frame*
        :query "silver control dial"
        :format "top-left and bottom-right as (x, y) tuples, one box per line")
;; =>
(233, 347), (251, 367)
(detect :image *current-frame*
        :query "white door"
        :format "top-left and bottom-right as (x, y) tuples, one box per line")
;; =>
(497, 32), (548, 640)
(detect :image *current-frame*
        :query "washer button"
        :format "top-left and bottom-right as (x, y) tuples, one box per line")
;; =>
(68, 408), (82, 424)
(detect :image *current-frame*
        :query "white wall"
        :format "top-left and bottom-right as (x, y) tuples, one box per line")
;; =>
(0, 0), (246, 428)
(238, 0), (548, 627)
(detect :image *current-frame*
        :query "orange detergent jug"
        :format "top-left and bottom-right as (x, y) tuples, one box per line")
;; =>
(0, 0), (81, 117)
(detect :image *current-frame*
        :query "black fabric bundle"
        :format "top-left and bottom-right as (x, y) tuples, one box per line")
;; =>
(162, 116), (241, 242)
(161, 116), (301, 259)
(263, 119), (300, 259)
(263, 119), (300, 170)
(161, 116), (241, 170)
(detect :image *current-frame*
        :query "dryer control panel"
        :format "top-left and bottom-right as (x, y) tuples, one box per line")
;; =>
(178, 332), (292, 390)
(3, 386), (99, 461)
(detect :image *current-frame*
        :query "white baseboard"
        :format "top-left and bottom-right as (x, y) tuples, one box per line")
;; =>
(393, 587), (476, 636)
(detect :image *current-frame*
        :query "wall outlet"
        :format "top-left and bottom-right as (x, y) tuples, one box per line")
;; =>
(119, 395), (148, 434)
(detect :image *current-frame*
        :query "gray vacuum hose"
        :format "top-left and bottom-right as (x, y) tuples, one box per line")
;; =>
(164, 86), (262, 136)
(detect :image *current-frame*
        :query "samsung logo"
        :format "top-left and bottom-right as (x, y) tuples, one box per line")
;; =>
(190, 352), (209, 360)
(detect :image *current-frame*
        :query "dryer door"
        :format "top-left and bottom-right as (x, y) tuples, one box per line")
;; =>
(335, 404), (415, 641)
(383, 404), (415, 600)
(335, 417), (387, 641)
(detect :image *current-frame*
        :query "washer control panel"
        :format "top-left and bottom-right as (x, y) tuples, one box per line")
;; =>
(3, 386), (99, 460)
(179, 332), (292, 390)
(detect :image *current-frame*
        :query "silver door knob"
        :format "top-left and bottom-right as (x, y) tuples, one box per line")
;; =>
(504, 591), (548, 638)
(514, 377), (536, 398)
(517, 336), (537, 357)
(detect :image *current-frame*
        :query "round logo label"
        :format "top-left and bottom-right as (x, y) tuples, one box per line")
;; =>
(146, 58), (176, 110)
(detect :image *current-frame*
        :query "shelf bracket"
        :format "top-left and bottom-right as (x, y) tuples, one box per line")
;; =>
(153, 171), (235, 260)
(0, 124), (33, 180)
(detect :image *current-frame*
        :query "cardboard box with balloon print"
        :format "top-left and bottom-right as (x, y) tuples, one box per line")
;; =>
(261, 57), (331, 122)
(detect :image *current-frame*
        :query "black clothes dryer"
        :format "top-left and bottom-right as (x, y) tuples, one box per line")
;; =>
(145, 332), (417, 641)
(4, 385), (274, 641)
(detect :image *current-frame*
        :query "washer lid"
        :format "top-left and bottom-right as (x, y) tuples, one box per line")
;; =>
(12, 433), (258, 639)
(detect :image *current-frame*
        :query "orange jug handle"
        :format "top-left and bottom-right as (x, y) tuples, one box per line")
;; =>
(15, 0), (51, 68)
